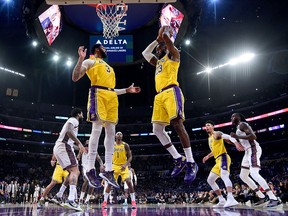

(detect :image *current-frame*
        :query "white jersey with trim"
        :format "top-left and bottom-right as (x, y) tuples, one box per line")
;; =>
(236, 122), (259, 150)
(56, 117), (79, 147)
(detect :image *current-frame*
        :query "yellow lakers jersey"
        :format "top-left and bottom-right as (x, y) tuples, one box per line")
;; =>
(208, 134), (227, 159)
(155, 55), (180, 92)
(86, 56), (116, 88)
(113, 142), (127, 165)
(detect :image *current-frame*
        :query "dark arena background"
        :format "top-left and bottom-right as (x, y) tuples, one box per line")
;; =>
(0, 0), (288, 215)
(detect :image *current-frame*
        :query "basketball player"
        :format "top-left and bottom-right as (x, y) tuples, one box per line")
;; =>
(53, 108), (86, 211)
(101, 179), (113, 205)
(102, 132), (137, 209)
(78, 140), (104, 208)
(123, 164), (137, 206)
(142, 26), (198, 183)
(203, 120), (244, 208)
(230, 113), (282, 208)
(37, 154), (69, 207)
(72, 44), (141, 188)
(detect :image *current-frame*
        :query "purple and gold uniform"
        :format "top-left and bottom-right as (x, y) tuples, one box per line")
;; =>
(152, 55), (184, 125)
(112, 142), (130, 182)
(208, 134), (231, 176)
(86, 56), (118, 124)
(52, 162), (69, 183)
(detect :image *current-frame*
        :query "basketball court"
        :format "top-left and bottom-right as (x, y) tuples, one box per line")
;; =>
(0, 203), (287, 216)
(0, 1), (286, 216)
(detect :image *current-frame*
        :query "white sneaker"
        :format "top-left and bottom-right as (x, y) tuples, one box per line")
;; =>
(245, 200), (251, 206)
(63, 200), (83, 211)
(213, 199), (226, 208)
(224, 198), (239, 208)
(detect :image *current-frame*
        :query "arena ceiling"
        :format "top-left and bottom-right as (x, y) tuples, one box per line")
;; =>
(0, 0), (287, 114)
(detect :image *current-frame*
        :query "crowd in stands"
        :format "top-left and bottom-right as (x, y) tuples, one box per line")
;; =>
(0, 148), (287, 206)
(0, 85), (287, 207)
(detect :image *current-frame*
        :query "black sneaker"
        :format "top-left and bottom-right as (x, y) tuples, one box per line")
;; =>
(99, 171), (120, 188)
(171, 156), (186, 177)
(63, 200), (82, 211)
(51, 196), (63, 206)
(85, 168), (102, 188)
(266, 199), (282, 208)
(254, 197), (269, 207)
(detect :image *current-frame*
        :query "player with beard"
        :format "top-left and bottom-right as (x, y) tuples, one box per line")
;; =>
(230, 113), (282, 208)
(53, 108), (86, 211)
(72, 44), (141, 189)
(102, 132), (137, 209)
(142, 26), (198, 183)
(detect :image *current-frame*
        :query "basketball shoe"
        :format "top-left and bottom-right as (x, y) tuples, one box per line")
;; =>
(184, 162), (198, 183)
(99, 171), (120, 188)
(171, 156), (186, 177)
(85, 168), (102, 188)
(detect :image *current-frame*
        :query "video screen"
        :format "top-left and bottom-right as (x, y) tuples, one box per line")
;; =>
(90, 35), (133, 63)
(160, 4), (184, 42)
(38, 5), (62, 46)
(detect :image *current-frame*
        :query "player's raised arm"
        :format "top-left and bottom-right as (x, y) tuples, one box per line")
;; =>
(72, 46), (87, 82)
(142, 38), (160, 66)
(161, 26), (180, 62)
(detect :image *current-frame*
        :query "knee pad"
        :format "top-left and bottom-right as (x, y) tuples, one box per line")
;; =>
(152, 124), (171, 145)
(221, 170), (232, 187)
(207, 172), (219, 191)
(105, 123), (115, 137)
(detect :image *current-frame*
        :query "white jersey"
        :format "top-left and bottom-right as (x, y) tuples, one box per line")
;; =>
(236, 122), (259, 150)
(56, 117), (79, 147)
(81, 152), (88, 171)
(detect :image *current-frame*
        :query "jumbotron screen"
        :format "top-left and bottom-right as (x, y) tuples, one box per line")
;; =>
(38, 5), (62, 46)
(90, 35), (133, 63)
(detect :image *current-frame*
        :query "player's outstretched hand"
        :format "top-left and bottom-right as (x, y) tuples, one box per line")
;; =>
(50, 160), (56, 167)
(79, 144), (87, 154)
(235, 142), (245, 152)
(78, 46), (87, 60)
(202, 156), (209, 164)
(127, 83), (141, 93)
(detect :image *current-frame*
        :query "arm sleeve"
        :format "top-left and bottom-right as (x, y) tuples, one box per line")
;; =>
(114, 88), (126, 95)
(82, 59), (94, 70)
(142, 40), (158, 62)
(222, 133), (237, 144)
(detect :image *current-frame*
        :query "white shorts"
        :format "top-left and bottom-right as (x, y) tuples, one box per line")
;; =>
(53, 142), (78, 170)
(241, 144), (262, 169)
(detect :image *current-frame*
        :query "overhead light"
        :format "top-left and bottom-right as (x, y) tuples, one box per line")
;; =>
(66, 59), (72, 67)
(53, 54), (59, 62)
(205, 67), (212, 73)
(240, 53), (255, 62)
(185, 39), (191, 45)
(32, 40), (38, 47)
(197, 52), (256, 75)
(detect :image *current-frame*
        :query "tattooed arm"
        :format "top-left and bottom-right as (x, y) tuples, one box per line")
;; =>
(72, 46), (88, 82)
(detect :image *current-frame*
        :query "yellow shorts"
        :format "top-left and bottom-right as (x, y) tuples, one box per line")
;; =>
(52, 164), (69, 183)
(152, 86), (185, 125)
(211, 154), (231, 176)
(112, 164), (130, 182)
(87, 88), (118, 124)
